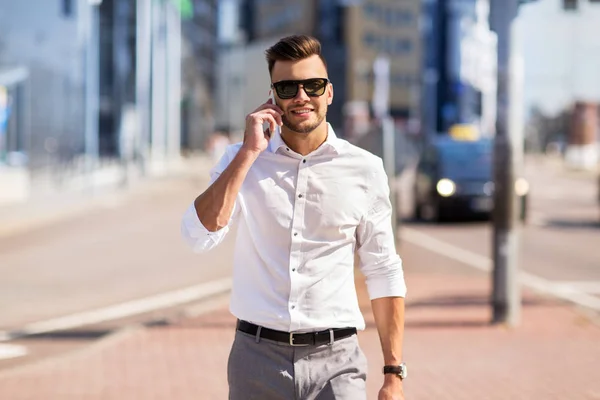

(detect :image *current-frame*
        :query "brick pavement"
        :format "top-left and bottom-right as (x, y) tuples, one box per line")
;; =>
(0, 238), (599, 400)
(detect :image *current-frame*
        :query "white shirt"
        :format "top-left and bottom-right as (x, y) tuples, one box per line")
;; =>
(181, 124), (406, 332)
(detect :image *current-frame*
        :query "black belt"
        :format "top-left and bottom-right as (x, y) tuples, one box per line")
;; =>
(236, 320), (357, 346)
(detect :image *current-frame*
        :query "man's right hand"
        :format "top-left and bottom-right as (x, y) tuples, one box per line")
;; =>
(242, 98), (283, 155)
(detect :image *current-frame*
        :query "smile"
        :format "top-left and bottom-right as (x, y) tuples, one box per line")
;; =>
(291, 109), (313, 115)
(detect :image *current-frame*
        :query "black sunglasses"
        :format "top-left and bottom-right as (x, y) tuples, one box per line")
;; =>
(271, 78), (330, 100)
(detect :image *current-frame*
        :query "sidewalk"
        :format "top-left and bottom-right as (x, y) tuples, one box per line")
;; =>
(1, 152), (599, 399)
(0, 237), (598, 400)
(0, 154), (214, 239)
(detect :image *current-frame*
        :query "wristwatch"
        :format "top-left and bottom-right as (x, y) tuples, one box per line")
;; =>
(383, 363), (408, 380)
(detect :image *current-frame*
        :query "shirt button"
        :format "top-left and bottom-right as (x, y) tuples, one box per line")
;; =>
(298, 194), (303, 198)
(286, 148), (290, 151)
(302, 159), (306, 163)
(294, 232), (298, 236)
(291, 305), (296, 309)
(292, 268), (296, 272)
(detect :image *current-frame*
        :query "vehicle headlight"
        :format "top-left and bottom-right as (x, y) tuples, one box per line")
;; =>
(436, 179), (456, 197)
(515, 178), (529, 196)
(483, 181), (494, 196)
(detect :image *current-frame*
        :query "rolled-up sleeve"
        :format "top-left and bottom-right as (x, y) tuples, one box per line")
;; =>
(180, 202), (233, 253)
(356, 160), (407, 299)
(180, 145), (241, 253)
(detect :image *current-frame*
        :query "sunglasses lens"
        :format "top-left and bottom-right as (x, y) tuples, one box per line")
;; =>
(303, 79), (327, 96)
(275, 82), (298, 99)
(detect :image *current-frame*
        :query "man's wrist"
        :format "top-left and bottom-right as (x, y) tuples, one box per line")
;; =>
(383, 374), (404, 384)
(238, 146), (262, 160)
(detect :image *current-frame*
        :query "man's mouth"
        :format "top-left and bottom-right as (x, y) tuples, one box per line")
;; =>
(291, 108), (313, 115)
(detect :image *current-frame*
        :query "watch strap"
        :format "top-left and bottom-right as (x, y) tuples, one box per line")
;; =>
(383, 365), (403, 375)
(383, 363), (407, 379)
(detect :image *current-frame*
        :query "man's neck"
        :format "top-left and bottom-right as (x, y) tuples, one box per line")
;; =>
(280, 121), (328, 156)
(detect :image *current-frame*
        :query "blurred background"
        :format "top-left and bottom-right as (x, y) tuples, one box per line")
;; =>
(0, 0), (598, 206)
(0, 0), (599, 398)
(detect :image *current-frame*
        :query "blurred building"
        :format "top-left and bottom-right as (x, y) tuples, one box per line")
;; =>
(0, 0), (87, 171)
(519, 0), (600, 116)
(217, 0), (423, 138)
(0, 0), (218, 205)
(421, 0), (497, 138)
(519, 0), (600, 167)
(180, 0), (219, 151)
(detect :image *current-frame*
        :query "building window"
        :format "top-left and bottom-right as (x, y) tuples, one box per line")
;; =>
(62, 0), (74, 17)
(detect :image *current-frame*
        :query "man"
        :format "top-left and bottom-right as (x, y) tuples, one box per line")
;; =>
(181, 35), (407, 400)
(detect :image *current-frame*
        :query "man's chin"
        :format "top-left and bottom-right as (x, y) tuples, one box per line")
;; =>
(283, 119), (324, 134)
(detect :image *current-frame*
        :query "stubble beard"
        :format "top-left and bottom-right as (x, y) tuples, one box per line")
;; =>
(281, 107), (327, 134)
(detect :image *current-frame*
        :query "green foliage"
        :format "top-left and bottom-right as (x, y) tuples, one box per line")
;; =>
(171, 0), (193, 20)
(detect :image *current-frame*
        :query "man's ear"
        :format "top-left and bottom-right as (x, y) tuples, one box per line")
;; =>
(327, 83), (334, 105)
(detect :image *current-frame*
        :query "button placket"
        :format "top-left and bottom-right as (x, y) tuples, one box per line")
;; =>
(287, 156), (310, 331)
(291, 156), (308, 241)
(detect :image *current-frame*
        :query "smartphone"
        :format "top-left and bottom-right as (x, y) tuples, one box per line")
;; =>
(269, 89), (276, 105)
(266, 89), (279, 137)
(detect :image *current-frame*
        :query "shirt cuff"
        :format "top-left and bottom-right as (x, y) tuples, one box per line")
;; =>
(181, 203), (229, 251)
(364, 260), (407, 300)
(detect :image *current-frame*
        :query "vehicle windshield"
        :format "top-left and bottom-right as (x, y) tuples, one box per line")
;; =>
(437, 140), (493, 180)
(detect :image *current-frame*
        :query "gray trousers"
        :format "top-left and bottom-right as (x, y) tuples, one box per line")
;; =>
(228, 330), (368, 400)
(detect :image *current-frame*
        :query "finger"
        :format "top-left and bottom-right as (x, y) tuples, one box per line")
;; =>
(251, 109), (281, 129)
(261, 114), (277, 135)
(268, 116), (277, 135)
(249, 108), (283, 128)
(259, 108), (283, 126)
(260, 103), (284, 116)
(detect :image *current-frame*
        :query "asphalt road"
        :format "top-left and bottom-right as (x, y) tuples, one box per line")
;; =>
(400, 157), (599, 305)
(0, 172), (234, 332)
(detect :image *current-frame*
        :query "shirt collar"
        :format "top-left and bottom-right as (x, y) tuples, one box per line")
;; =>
(268, 123), (342, 155)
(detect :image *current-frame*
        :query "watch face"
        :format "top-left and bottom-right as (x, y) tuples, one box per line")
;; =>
(399, 363), (408, 379)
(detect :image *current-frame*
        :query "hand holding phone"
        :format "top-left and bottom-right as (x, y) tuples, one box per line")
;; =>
(241, 91), (283, 154)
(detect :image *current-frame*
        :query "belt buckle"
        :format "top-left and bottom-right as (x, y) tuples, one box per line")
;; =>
(289, 332), (309, 346)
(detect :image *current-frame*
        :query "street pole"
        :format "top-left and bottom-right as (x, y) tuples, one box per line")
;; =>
(490, 0), (521, 326)
(83, 0), (100, 187)
(166, 3), (182, 160)
(382, 115), (398, 239)
(373, 56), (398, 242)
(136, 0), (152, 176)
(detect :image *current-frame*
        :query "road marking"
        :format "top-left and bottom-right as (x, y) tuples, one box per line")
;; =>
(550, 281), (600, 295)
(527, 212), (547, 227)
(0, 344), (28, 360)
(400, 228), (492, 272)
(400, 227), (600, 312)
(0, 277), (232, 342)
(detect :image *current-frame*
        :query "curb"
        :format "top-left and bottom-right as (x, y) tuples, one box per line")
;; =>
(0, 325), (143, 379)
(0, 278), (232, 343)
(0, 288), (233, 378)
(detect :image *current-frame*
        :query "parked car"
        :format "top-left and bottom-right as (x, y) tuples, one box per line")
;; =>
(413, 135), (529, 222)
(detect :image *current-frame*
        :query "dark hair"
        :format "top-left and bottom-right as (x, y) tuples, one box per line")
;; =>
(265, 35), (328, 76)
